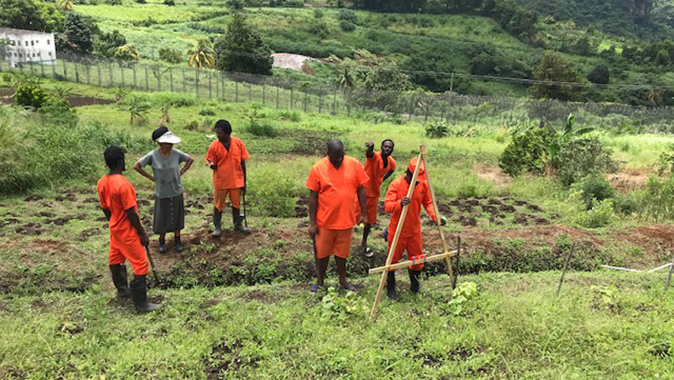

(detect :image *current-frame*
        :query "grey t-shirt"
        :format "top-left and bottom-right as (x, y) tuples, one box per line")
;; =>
(138, 148), (191, 199)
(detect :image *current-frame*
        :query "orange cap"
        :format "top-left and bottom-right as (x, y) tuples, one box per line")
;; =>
(408, 157), (426, 181)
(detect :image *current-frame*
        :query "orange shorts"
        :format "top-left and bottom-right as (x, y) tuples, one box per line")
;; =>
(387, 234), (423, 271)
(315, 228), (352, 259)
(214, 188), (241, 211)
(355, 197), (379, 224)
(109, 234), (149, 276)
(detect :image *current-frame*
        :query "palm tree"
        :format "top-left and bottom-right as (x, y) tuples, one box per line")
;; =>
(185, 39), (215, 69)
(118, 94), (150, 126)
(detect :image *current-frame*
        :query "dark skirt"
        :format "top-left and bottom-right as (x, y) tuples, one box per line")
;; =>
(153, 194), (185, 234)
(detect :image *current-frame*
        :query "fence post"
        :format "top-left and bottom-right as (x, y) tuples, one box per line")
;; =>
(208, 71), (212, 99)
(74, 60), (79, 83)
(290, 88), (294, 109)
(303, 91), (308, 112)
(30, 60), (34, 76)
(145, 65), (149, 91)
(169, 68), (174, 92)
(85, 62), (90, 84)
(39, 61), (45, 78)
(215, 71), (219, 99)
(120, 62), (125, 87)
(97, 62), (102, 86)
(109, 62), (113, 87)
(133, 64), (137, 88)
(222, 73), (226, 101)
(195, 69), (199, 98)
(62, 60), (67, 80)
(157, 67), (161, 91)
(52, 60), (57, 79)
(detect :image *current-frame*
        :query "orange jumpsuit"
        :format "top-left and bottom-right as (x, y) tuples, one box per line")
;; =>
(97, 174), (149, 276)
(206, 137), (250, 211)
(306, 156), (369, 259)
(355, 151), (396, 224)
(384, 176), (436, 270)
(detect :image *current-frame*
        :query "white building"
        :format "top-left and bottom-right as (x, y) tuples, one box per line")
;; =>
(0, 28), (56, 68)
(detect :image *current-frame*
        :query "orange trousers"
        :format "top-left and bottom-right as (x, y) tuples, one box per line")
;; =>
(387, 233), (423, 271)
(108, 234), (149, 276)
(214, 188), (241, 211)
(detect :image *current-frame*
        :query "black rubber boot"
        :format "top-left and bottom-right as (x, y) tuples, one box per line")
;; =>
(109, 264), (131, 299)
(130, 275), (162, 313)
(174, 236), (183, 252)
(212, 209), (222, 237)
(158, 238), (167, 254)
(409, 269), (421, 294)
(232, 207), (251, 234)
(387, 271), (399, 301)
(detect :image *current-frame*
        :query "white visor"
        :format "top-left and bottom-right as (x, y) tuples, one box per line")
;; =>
(155, 131), (181, 144)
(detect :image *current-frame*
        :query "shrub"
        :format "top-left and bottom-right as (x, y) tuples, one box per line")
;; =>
(640, 176), (674, 222)
(577, 199), (615, 228)
(337, 9), (357, 23)
(164, 0), (175, 5)
(246, 121), (278, 137)
(499, 126), (552, 177)
(15, 82), (49, 109)
(587, 64), (610, 85)
(248, 166), (298, 217)
(340, 21), (356, 32)
(555, 139), (618, 186)
(425, 120), (449, 138)
(613, 193), (639, 216)
(159, 47), (182, 63)
(199, 108), (216, 116)
(571, 175), (616, 210)
(313, 9), (323, 18)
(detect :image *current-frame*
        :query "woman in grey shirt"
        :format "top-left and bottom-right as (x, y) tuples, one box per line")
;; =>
(134, 126), (194, 253)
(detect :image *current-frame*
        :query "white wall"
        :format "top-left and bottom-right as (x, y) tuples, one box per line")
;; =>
(1, 32), (57, 68)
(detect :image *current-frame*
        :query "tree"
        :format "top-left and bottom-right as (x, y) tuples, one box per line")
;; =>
(95, 30), (126, 58)
(58, 0), (74, 11)
(213, 12), (273, 75)
(587, 64), (610, 85)
(114, 44), (140, 61)
(186, 39), (215, 69)
(530, 51), (584, 101)
(0, 0), (63, 33)
(63, 12), (93, 54)
(118, 94), (150, 126)
(159, 47), (183, 64)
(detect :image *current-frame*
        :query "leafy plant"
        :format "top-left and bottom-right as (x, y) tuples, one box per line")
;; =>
(448, 282), (478, 316)
(15, 82), (49, 109)
(320, 287), (367, 322)
(118, 93), (150, 126)
(425, 120), (449, 138)
(571, 175), (616, 210)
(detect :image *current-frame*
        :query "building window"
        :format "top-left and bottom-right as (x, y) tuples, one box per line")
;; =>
(13, 53), (17, 57)
(18, 53), (22, 58)
(10, 40), (15, 46)
(25, 41), (28, 46)
(48, 52), (52, 57)
(31, 41), (34, 46)
(47, 39), (50, 45)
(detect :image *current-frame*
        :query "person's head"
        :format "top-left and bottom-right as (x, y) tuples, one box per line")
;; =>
(104, 145), (125, 172)
(381, 139), (394, 158)
(327, 139), (345, 168)
(214, 119), (232, 141)
(405, 157), (426, 183)
(152, 126), (181, 151)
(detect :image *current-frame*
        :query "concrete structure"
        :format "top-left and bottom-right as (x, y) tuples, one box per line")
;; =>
(0, 28), (56, 68)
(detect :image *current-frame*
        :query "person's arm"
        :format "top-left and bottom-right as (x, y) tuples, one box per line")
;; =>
(180, 156), (195, 176)
(383, 170), (394, 182)
(357, 186), (367, 224)
(241, 160), (247, 192)
(309, 190), (319, 237)
(384, 182), (403, 214)
(134, 161), (155, 182)
(206, 145), (217, 170)
(101, 208), (112, 221)
(125, 207), (149, 247)
(365, 141), (375, 159)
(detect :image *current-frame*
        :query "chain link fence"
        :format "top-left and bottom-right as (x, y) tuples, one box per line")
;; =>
(2, 52), (673, 133)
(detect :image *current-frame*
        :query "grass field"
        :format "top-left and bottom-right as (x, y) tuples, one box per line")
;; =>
(2, 72), (674, 378)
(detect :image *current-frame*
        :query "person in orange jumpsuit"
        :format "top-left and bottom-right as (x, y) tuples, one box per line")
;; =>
(206, 120), (251, 236)
(306, 139), (369, 293)
(97, 146), (161, 313)
(358, 139), (396, 258)
(384, 157), (442, 300)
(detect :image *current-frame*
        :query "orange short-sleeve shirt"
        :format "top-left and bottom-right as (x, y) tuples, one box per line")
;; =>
(384, 176), (436, 238)
(306, 156), (369, 230)
(364, 151), (396, 198)
(206, 137), (250, 190)
(97, 174), (139, 242)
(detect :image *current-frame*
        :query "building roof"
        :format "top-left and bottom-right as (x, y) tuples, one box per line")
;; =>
(0, 28), (52, 37)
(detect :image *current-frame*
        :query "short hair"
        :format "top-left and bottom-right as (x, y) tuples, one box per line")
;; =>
(214, 120), (232, 134)
(104, 146), (125, 170)
(152, 126), (169, 142)
(382, 139), (395, 148)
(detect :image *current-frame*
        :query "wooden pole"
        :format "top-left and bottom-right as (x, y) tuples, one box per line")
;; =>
(421, 154), (455, 287)
(666, 250), (674, 291)
(370, 146), (425, 319)
(369, 250), (457, 274)
(556, 242), (575, 297)
(453, 236), (460, 289)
